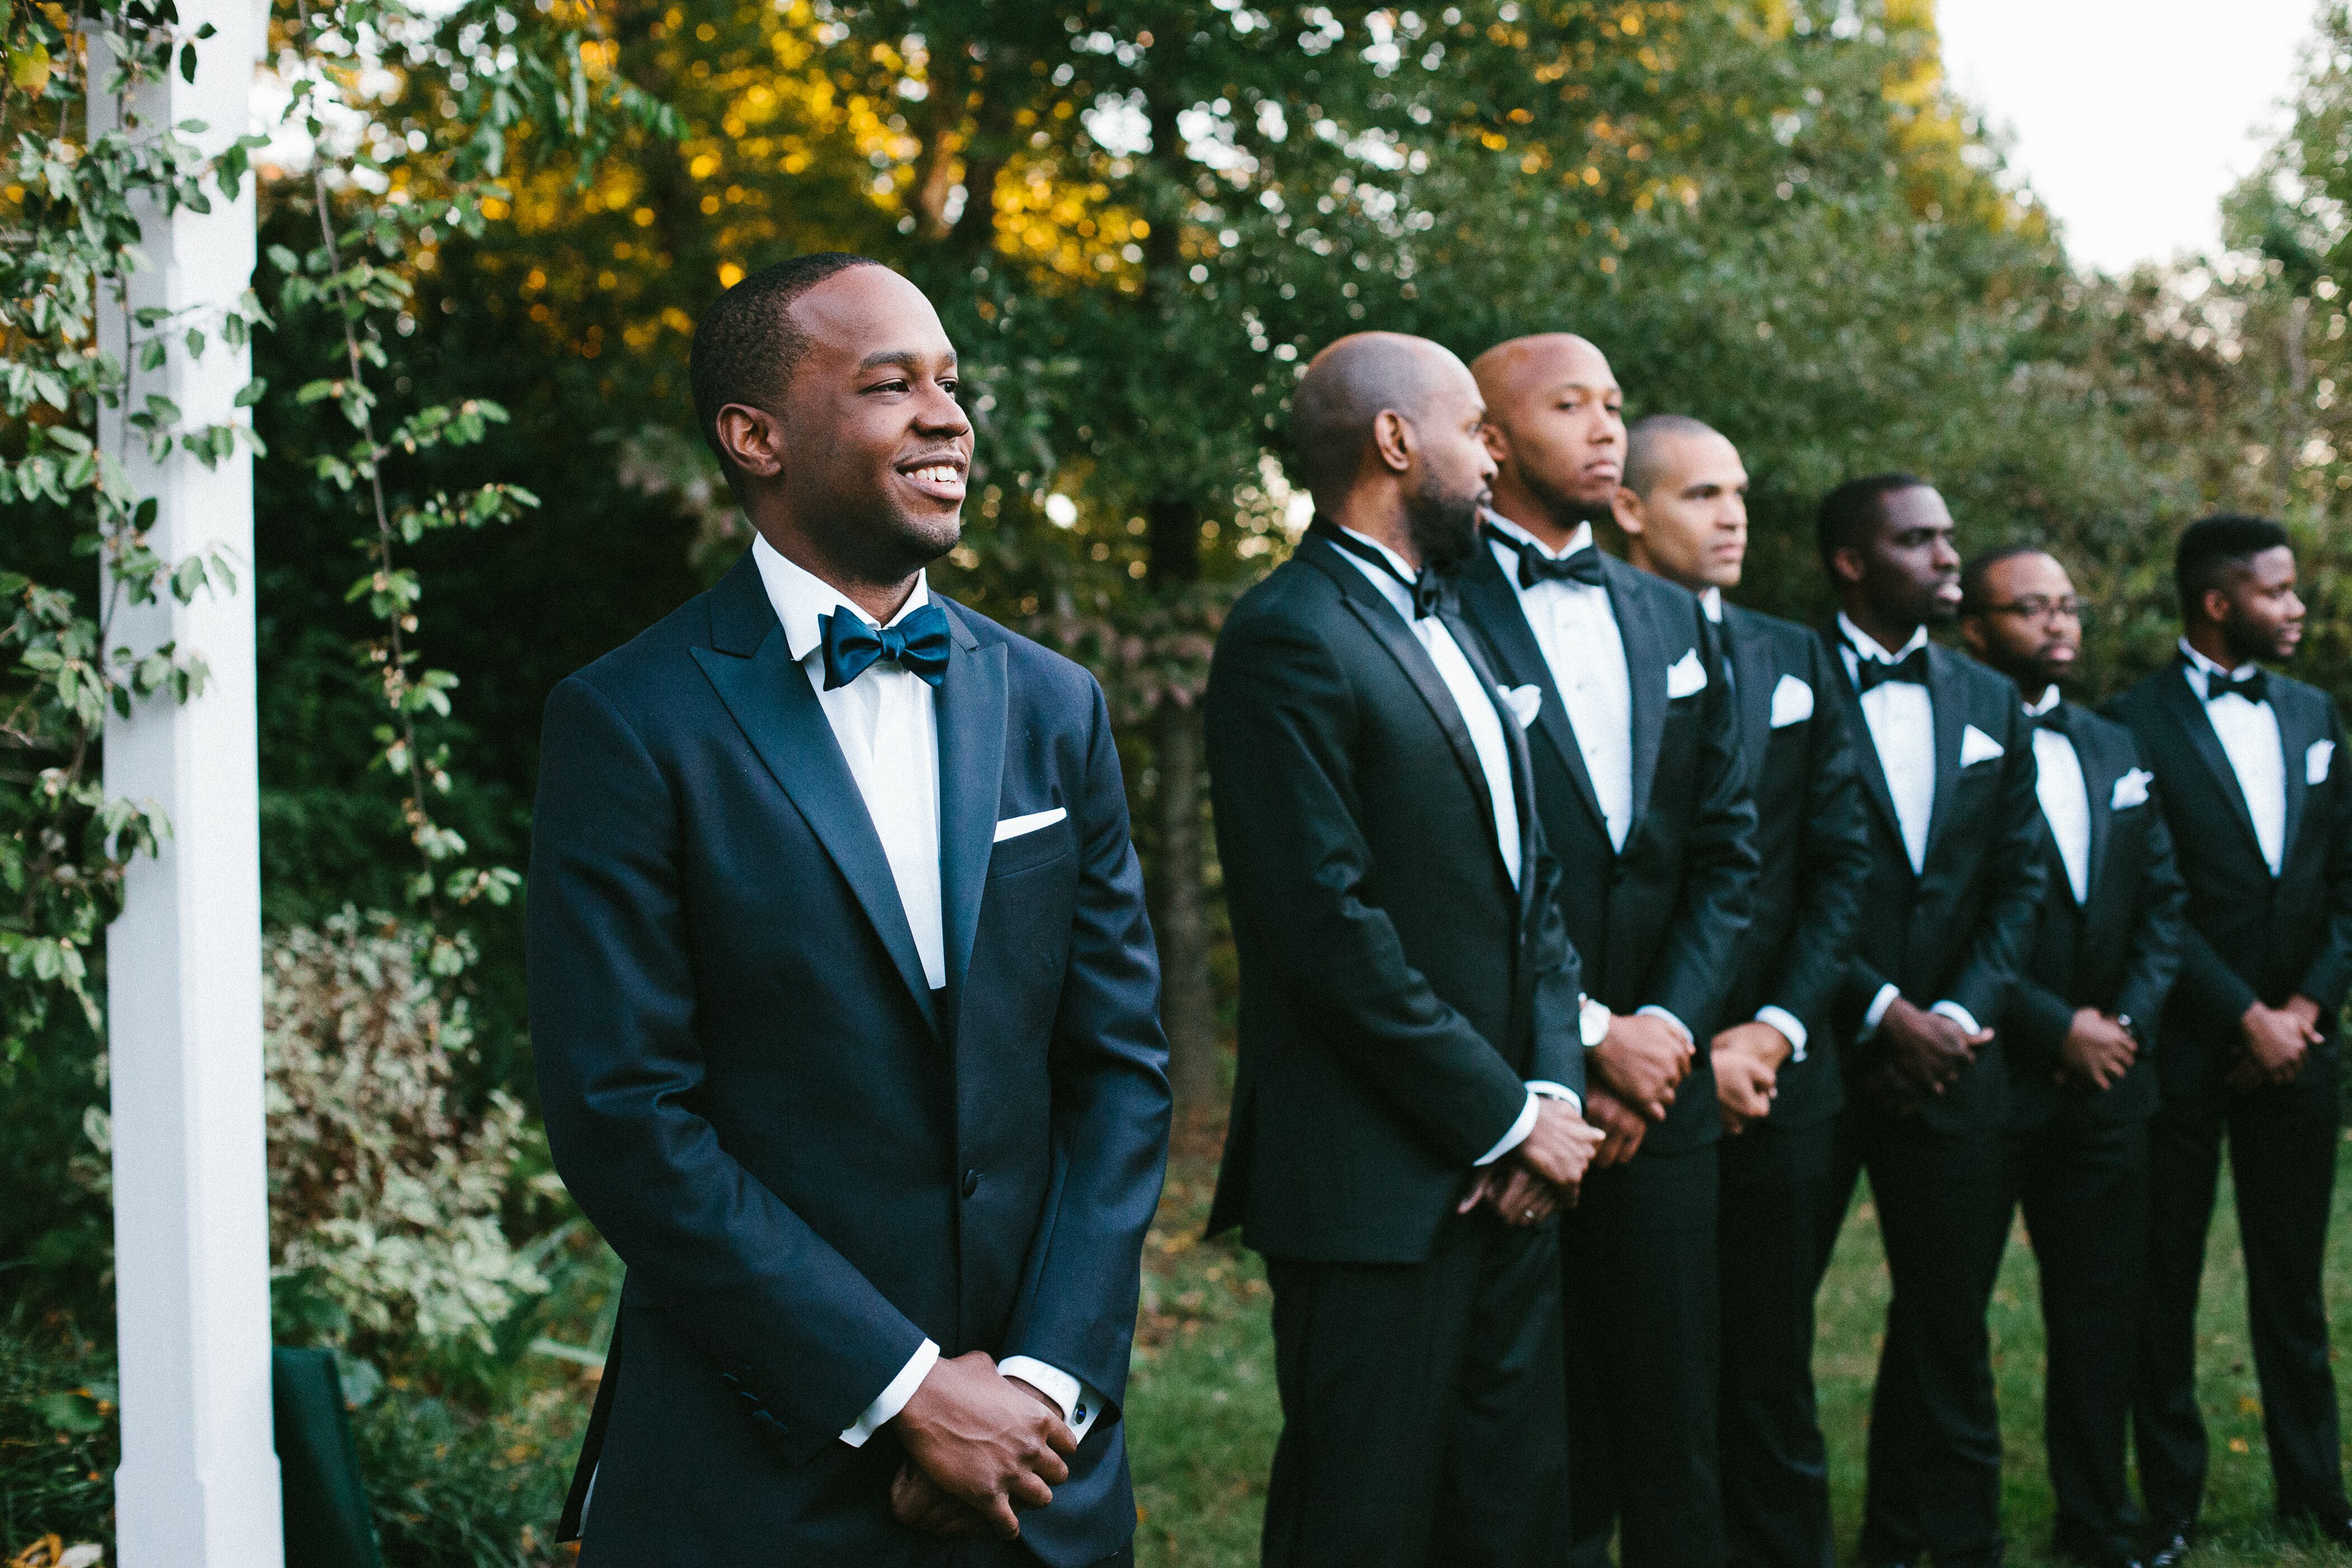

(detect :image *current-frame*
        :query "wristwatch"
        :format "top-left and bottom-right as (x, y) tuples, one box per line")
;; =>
(1580, 995), (1612, 1049)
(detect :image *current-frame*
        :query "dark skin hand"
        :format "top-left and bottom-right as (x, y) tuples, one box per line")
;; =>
(2055, 1008), (2138, 1093)
(890, 1379), (1065, 1539)
(1579, 1083), (1650, 1168)
(1877, 996), (1987, 1099)
(1590, 1011), (1693, 1122)
(890, 1352), (1076, 1539)
(2227, 995), (2324, 1093)
(1457, 1157), (1565, 1225)
(1510, 1095), (1607, 1191)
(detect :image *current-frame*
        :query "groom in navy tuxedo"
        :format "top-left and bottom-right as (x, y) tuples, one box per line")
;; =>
(529, 253), (1171, 1565)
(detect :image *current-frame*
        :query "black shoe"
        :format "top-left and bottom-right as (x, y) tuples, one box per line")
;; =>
(2141, 1521), (2194, 1568)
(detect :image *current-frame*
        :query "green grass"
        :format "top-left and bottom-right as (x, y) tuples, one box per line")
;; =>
(1128, 1127), (2352, 1567)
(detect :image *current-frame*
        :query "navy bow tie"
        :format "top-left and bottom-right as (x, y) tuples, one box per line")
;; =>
(2199, 662), (2267, 705)
(1490, 529), (1607, 590)
(820, 604), (952, 689)
(1852, 644), (1929, 693)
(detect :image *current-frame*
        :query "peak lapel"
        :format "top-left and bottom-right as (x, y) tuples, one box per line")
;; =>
(1458, 545), (1609, 837)
(1816, 625), (1906, 851)
(2073, 706), (2113, 909)
(933, 607), (1005, 1026)
(1726, 611), (1777, 765)
(2155, 667), (2268, 868)
(1921, 644), (1968, 861)
(1605, 559), (1667, 825)
(2278, 683), (2315, 866)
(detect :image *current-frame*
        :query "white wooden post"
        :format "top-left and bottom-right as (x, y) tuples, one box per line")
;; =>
(92, 0), (284, 1559)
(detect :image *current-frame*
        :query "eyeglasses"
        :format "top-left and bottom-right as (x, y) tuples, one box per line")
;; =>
(1977, 596), (2085, 624)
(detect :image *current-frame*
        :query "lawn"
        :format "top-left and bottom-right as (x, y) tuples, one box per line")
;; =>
(1127, 1123), (2352, 1567)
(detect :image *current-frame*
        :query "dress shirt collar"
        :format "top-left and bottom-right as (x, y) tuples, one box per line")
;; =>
(1333, 525), (1422, 622)
(1486, 510), (1594, 562)
(1700, 586), (1723, 623)
(2177, 636), (2258, 699)
(2023, 683), (2062, 717)
(752, 533), (932, 664)
(1838, 611), (1929, 665)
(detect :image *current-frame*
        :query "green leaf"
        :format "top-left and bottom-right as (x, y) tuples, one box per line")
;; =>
(36, 1389), (102, 1436)
(178, 41), (196, 84)
(8, 43), (50, 96)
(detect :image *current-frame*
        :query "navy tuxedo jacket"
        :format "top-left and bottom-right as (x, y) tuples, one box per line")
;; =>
(528, 551), (1171, 1566)
(2107, 662), (2352, 1100)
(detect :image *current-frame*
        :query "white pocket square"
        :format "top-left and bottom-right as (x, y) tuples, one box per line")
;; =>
(1768, 674), (1814, 729)
(1959, 724), (2004, 767)
(2310, 740), (2335, 786)
(993, 808), (1067, 843)
(1664, 648), (1708, 699)
(1501, 684), (1543, 731)
(2111, 768), (2152, 811)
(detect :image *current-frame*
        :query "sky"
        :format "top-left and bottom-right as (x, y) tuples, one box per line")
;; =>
(1935, 0), (2317, 274)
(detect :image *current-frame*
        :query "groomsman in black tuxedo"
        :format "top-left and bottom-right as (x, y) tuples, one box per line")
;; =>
(1205, 332), (1603, 1568)
(2106, 515), (2352, 1561)
(1958, 546), (2186, 1568)
(1614, 414), (1872, 1568)
(1812, 475), (2047, 1568)
(1452, 342), (1759, 1568)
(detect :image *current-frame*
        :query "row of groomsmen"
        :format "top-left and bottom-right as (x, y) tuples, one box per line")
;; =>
(1203, 329), (2352, 1568)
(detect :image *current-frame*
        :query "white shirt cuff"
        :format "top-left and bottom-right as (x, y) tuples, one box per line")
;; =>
(1754, 1006), (1809, 1062)
(1929, 1000), (1984, 1037)
(1863, 982), (1901, 1038)
(841, 1338), (939, 1448)
(998, 1356), (1103, 1444)
(1527, 1080), (1580, 1112)
(1476, 1090), (1542, 1166)
(1635, 1005), (1693, 1046)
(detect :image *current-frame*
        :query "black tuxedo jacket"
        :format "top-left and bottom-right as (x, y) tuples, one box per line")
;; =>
(1716, 604), (1873, 1131)
(1453, 541), (1757, 1157)
(2000, 700), (2186, 1130)
(528, 553), (1171, 1566)
(1205, 527), (1584, 1264)
(1816, 631), (2048, 1135)
(2105, 663), (2352, 1099)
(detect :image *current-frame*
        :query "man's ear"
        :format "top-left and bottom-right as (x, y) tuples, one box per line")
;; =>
(1957, 614), (1988, 659)
(1611, 484), (1646, 539)
(2200, 585), (2234, 632)
(1479, 420), (1510, 468)
(1370, 408), (1415, 474)
(716, 403), (786, 482)
(1830, 545), (1866, 588)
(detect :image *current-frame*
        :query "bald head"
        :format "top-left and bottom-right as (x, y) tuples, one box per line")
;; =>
(1468, 333), (1625, 542)
(1292, 332), (1475, 505)
(1623, 414), (1726, 500)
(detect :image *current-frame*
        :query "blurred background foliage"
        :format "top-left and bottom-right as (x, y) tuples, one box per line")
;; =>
(13, 0), (2352, 1560)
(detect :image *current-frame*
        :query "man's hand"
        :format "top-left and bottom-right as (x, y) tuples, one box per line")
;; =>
(2229, 997), (2324, 1093)
(1878, 998), (1987, 1098)
(1512, 1095), (1607, 1191)
(1581, 1085), (1649, 1168)
(1592, 1012), (1695, 1121)
(1457, 1160), (1562, 1226)
(2055, 1008), (2138, 1093)
(1860, 1059), (1924, 1118)
(892, 1462), (987, 1538)
(1712, 1038), (1778, 1136)
(891, 1352), (1076, 1540)
(1715, 1020), (1795, 1076)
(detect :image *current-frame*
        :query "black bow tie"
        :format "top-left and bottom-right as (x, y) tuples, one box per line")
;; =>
(1852, 644), (1929, 693)
(1316, 519), (1447, 618)
(1490, 529), (1607, 591)
(2029, 701), (2071, 736)
(2201, 663), (2267, 705)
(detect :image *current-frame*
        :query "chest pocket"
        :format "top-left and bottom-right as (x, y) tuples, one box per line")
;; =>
(988, 815), (1077, 879)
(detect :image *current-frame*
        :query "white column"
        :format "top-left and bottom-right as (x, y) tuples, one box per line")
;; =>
(93, 0), (283, 1561)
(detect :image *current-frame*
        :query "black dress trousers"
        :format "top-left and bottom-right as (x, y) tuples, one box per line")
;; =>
(1261, 1211), (1568, 1568)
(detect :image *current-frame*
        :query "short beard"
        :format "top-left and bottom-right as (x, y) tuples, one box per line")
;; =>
(1520, 463), (1615, 532)
(1403, 470), (1485, 573)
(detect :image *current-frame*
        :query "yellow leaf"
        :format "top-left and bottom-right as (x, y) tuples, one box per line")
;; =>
(8, 43), (52, 95)
(2229, 1437), (2251, 1453)
(2239, 1396), (2262, 1416)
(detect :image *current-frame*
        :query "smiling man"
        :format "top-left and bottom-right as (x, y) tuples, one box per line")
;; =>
(528, 254), (1171, 1566)
(1450, 340), (1758, 1568)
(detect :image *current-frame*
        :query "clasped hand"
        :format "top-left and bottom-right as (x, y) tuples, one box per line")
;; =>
(2055, 1007), (2137, 1093)
(1457, 1096), (1604, 1225)
(1592, 1011), (1695, 1122)
(888, 1352), (1076, 1540)
(1712, 1021), (1791, 1135)
(2227, 995), (2324, 1093)
(1867, 997), (1990, 1114)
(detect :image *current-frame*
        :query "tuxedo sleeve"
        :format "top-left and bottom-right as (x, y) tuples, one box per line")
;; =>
(1762, 637), (1872, 1034)
(529, 675), (925, 1460)
(1943, 698), (2050, 1030)
(1205, 606), (1534, 1164)
(1524, 839), (1588, 1098)
(999, 677), (1173, 1426)
(2116, 776), (2189, 1036)
(1644, 614), (1760, 1033)
(2295, 699), (2352, 1015)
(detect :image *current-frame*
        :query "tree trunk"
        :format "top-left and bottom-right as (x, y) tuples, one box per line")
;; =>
(1145, 496), (1220, 1117)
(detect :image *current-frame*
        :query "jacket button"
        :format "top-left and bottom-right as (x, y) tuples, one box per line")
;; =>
(962, 1168), (980, 1198)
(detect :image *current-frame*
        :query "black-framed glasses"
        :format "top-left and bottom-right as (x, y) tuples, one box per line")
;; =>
(1978, 596), (2085, 624)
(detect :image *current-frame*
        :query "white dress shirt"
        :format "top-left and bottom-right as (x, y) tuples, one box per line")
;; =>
(2179, 638), (2288, 875)
(2025, 687), (2092, 904)
(1332, 528), (1578, 1158)
(751, 536), (1099, 1447)
(1487, 515), (1635, 851)
(1836, 613), (1983, 1040)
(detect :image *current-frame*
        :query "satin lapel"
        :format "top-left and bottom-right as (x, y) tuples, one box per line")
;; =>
(1607, 558), (1667, 826)
(1817, 625), (1905, 848)
(2075, 706), (2114, 910)
(1921, 644), (1968, 862)
(1727, 611), (1777, 770)
(690, 628), (941, 1036)
(2278, 684), (2313, 867)
(1449, 612), (1539, 916)
(932, 606), (1005, 1028)
(1458, 546), (1608, 836)
(1301, 541), (1495, 852)
(2155, 667), (2267, 866)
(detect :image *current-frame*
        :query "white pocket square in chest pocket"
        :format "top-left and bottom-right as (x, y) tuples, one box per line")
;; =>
(1768, 674), (1814, 729)
(1664, 648), (1708, 699)
(993, 807), (1067, 843)
(1501, 684), (1543, 731)
(2111, 768), (2152, 811)
(1959, 724), (2005, 767)
(2311, 740), (2336, 785)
